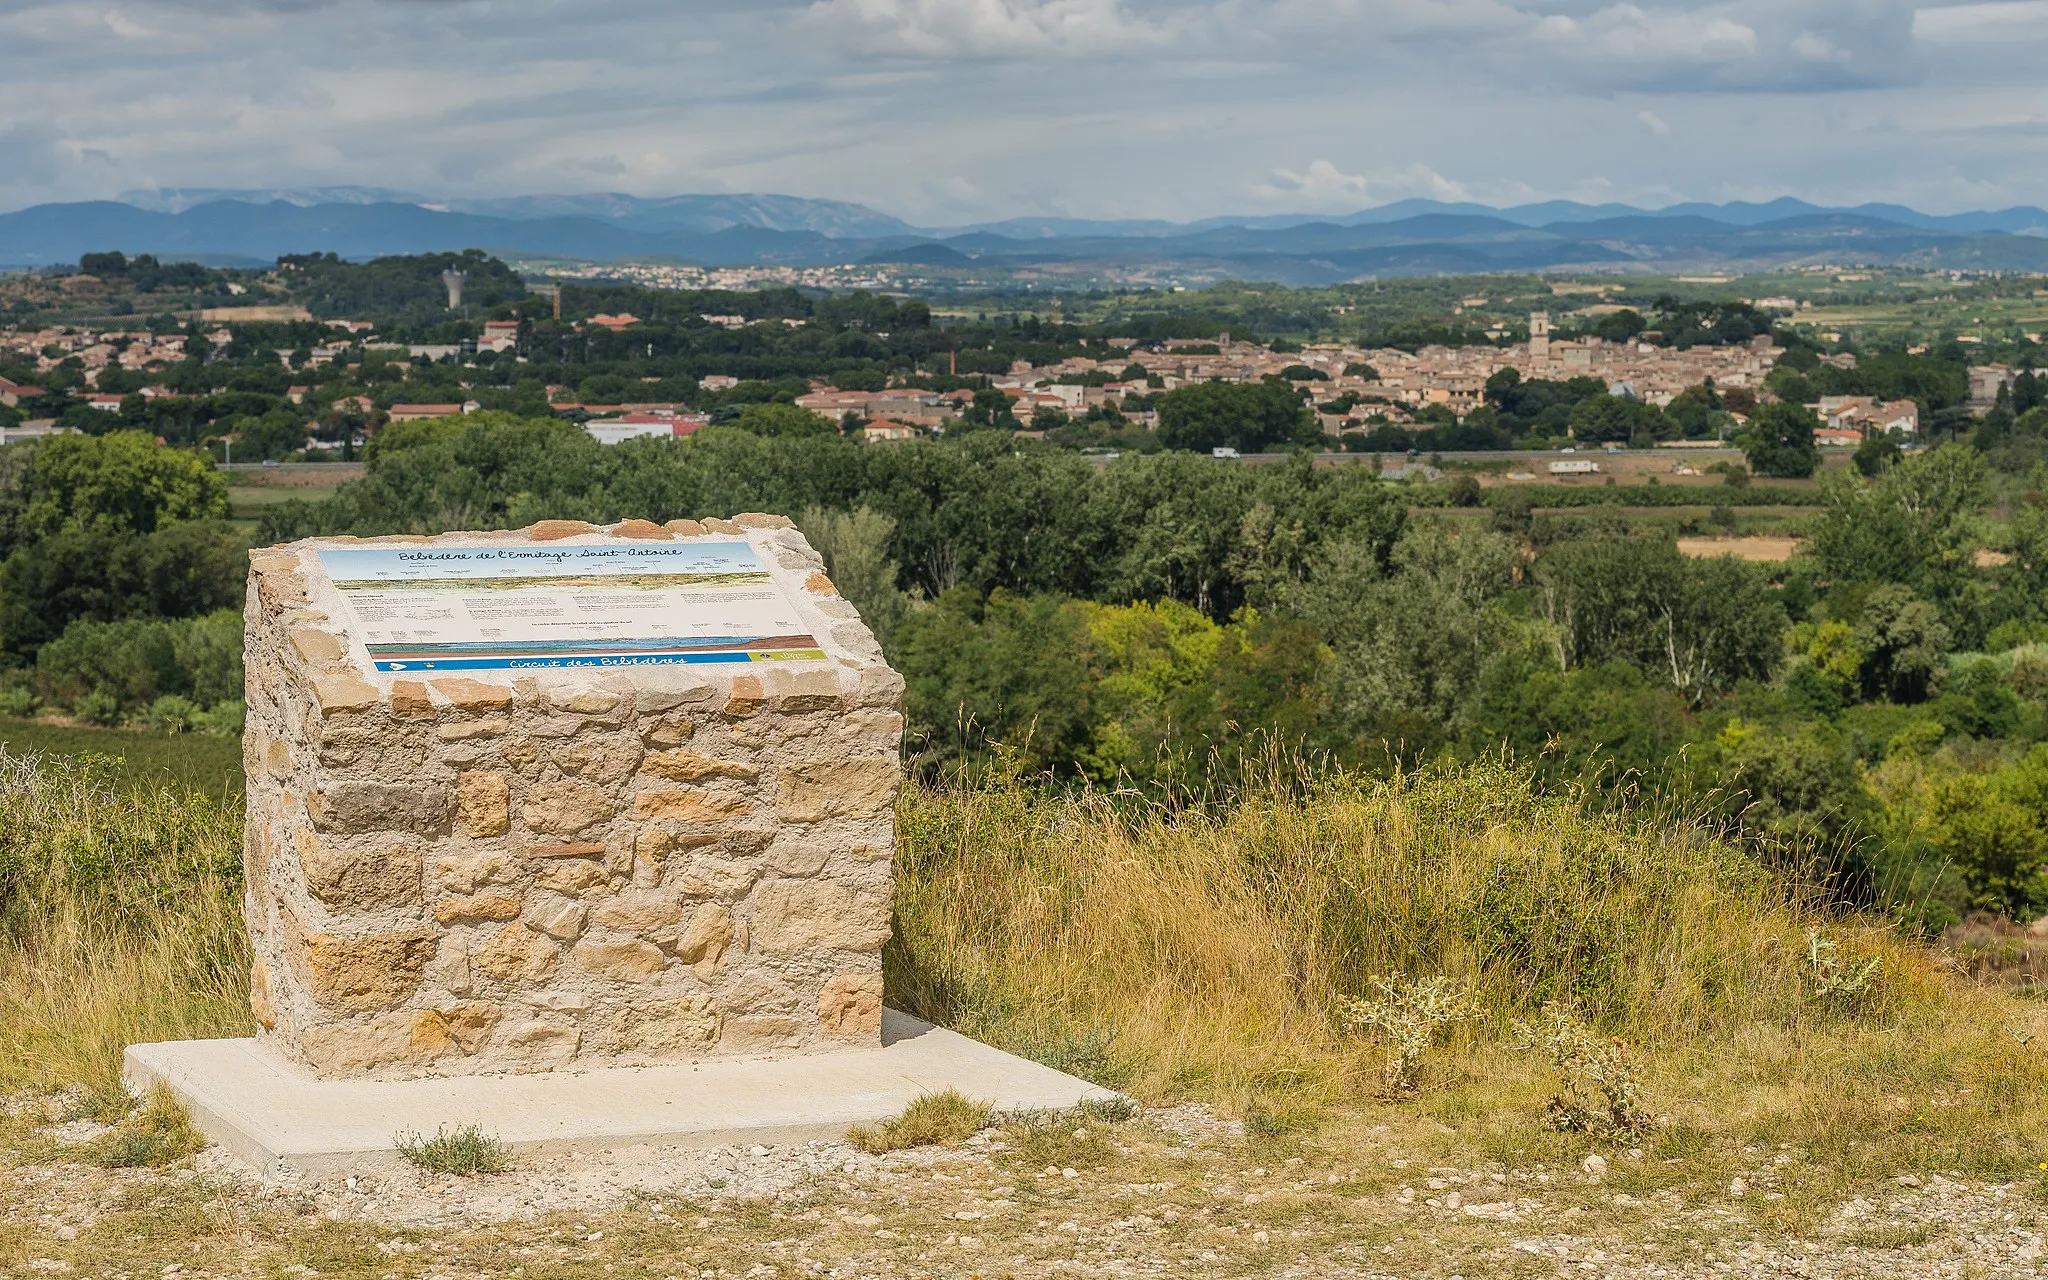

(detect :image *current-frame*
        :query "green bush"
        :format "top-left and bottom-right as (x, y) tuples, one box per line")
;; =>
(145, 695), (199, 734)
(33, 610), (242, 722)
(0, 674), (35, 719)
(73, 688), (121, 725)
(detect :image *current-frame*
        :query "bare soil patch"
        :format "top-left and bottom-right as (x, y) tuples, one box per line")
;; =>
(1677, 536), (1802, 562)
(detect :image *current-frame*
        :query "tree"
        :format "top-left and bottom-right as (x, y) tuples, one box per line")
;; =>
(1293, 524), (1518, 744)
(1156, 381), (1319, 454)
(1568, 393), (1671, 445)
(1854, 585), (1950, 703)
(797, 505), (915, 650)
(2, 431), (228, 552)
(1739, 403), (1819, 478)
(0, 521), (246, 662)
(1853, 433), (1900, 476)
(953, 388), (1020, 433)
(1664, 383), (1722, 438)
(1807, 445), (1988, 625)
(892, 588), (1096, 777)
(1591, 309), (1646, 343)
(1716, 719), (1870, 844)
(1926, 761), (2048, 920)
(734, 403), (836, 438)
(1534, 534), (1784, 702)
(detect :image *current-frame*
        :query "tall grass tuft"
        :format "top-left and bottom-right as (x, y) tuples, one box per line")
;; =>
(0, 750), (250, 1100)
(889, 756), (1936, 1109)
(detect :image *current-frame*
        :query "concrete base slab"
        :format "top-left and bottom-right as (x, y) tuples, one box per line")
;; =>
(125, 1010), (1118, 1181)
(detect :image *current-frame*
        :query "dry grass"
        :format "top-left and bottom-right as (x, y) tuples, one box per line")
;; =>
(890, 759), (1937, 1110)
(0, 750), (251, 1101)
(82, 1084), (207, 1168)
(1, 745), (2045, 1213)
(847, 1089), (992, 1154)
(885, 759), (2048, 1194)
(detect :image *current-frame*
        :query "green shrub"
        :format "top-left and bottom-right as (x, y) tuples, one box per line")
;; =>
(72, 687), (121, 725)
(193, 699), (245, 736)
(146, 695), (199, 733)
(34, 610), (243, 722)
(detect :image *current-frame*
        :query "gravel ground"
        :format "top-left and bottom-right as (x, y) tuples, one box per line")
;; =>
(6, 1093), (2046, 1279)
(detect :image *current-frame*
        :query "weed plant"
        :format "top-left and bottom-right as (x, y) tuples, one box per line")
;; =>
(1002, 1110), (1122, 1171)
(393, 1124), (515, 1175)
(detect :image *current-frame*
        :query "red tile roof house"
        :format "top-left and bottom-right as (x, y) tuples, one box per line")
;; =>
(0, 378), (47, 408)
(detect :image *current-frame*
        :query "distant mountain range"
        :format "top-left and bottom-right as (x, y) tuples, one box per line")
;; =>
(5, 189), (2048, 281)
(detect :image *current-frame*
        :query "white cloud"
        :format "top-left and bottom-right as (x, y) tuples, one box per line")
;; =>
(1790, 30), (1850, 61)
(0, 0), (2046, 223)
(1254, 159), (1473, 208)
(1254, 159), (1369, 204)
(1260, 0), (1529, 41)
(102, 9), (155, 39)
(800, 0), (1170, 57)
(1913, 0), (2048, 42)
(1533, 4), (1757, 64)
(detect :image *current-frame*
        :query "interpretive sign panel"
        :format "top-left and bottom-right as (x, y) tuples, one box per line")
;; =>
(316, 542), (825, 673)
(241, 516), (902, 1080)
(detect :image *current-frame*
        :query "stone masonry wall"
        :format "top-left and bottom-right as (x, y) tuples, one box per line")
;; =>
(241, 515), (903, 1079)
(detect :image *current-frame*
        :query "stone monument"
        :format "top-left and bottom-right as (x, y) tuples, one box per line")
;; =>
(239, 515), (902, 1079)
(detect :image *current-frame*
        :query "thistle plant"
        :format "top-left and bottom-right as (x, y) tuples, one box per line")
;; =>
(1510, 1005), (1650, 1137)
(1341, 974), (1481, 1097)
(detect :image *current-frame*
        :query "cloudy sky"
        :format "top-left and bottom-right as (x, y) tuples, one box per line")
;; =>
(2, 0), (2046, 222)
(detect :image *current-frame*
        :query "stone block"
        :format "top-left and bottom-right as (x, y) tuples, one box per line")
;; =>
(293, 925), (437, 1014)
(611, 995), (719, 1054)
(641, 749), (758, 782)
(675, 902), (735, 975)
(521, 779), (614, 835)
(242, 519), (900, 1079)
(296, 831), (421, 911)
(818, 973), (885, 1036)
(749, 880), (892, 954)
(633, 788), (755, 822)
(433, 679), (513, 712)
(777, 759), (900, 823)
(310, 781), (451, 837)
(573, 939), (667, 982)
(473, 922), (559, 982)
(455, 771), (510, 837)
(591, 891), (683, 933)
(433, 894), (522, 925)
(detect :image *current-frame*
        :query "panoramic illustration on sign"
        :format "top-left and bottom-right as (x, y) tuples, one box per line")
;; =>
(315, 541), (825, 672)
